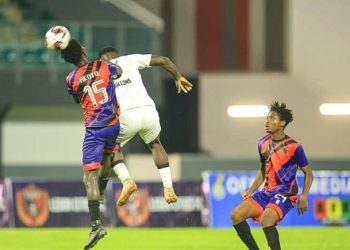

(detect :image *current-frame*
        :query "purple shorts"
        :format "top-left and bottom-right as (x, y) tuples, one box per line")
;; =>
(247, 190), (295, 223)
(82, 123), (120, 171)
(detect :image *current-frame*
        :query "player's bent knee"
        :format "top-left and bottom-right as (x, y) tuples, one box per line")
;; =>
(230, 208), (245, 224)
(261, 213), (278, 227)
(99, 168), (110, 179)
(148, 133), (162, 146)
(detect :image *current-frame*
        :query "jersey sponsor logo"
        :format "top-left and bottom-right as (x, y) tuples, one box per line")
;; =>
(114, 78), (131, 87)
(79, 71), (99, 83)
(15, 184), (49, 227)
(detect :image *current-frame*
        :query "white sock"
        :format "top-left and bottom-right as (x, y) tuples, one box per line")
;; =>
(159, 167), (173, 188)
(113, 162), (130, 183)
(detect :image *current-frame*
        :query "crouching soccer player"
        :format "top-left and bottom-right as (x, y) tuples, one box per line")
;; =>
(230, 102), (313, 250)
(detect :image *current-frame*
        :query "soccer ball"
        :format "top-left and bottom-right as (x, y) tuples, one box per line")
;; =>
(45, 25), (71, 50)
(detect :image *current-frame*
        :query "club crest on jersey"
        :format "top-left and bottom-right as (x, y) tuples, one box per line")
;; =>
(15, 184), (49, 227)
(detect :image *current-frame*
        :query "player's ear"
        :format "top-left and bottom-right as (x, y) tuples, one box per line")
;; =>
(100, 53), (109, 61)
(280, 120), (286, 127)
(82, 47), (88, 57)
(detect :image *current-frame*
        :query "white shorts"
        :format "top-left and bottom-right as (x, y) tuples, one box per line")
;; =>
(117, 106), (161, 147)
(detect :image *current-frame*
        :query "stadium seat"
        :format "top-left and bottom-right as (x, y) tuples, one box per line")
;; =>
(0, 46), (16, 63)
(21, 47), (48, 64)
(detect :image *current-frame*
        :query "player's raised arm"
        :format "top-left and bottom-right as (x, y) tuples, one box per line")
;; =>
(150, 55), (193, 94)
(298, 165), (313, 215)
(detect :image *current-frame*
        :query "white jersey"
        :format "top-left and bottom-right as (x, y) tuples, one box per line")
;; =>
(109, 54), (155, 113)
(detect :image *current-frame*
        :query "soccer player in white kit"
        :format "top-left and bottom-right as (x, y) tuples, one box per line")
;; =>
(98, 47), (193, 206)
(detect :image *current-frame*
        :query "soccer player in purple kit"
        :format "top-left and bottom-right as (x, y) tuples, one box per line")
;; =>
(61, 39), (122, 250)
(230, 102), (313, 250)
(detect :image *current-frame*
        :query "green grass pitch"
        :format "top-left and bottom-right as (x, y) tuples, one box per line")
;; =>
(0, 227), (349, 250)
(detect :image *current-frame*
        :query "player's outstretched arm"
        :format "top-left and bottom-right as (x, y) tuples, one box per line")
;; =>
(150, 55), (193, 94)
(298, 165), (313, 215)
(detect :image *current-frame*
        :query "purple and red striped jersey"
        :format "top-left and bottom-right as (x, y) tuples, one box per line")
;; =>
(258, 134), (309, 201)
(66, 60), (120, 127)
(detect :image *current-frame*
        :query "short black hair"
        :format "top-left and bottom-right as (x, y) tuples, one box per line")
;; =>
(270, 101), (293, 126)
(98, 46), (118, 58)
(60, 39), (83, 66)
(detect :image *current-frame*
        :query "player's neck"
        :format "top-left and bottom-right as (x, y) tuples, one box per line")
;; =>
(77, 60), (88, 67)
(271, 131), (286, 141)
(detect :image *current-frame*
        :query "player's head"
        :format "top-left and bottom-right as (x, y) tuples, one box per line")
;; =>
(98, 46), (119, 61)
(60, 39), (88, 66)
(265, 101), (293, 134)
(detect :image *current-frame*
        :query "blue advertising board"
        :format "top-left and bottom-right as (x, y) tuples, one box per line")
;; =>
(202, 171), (350, 227)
